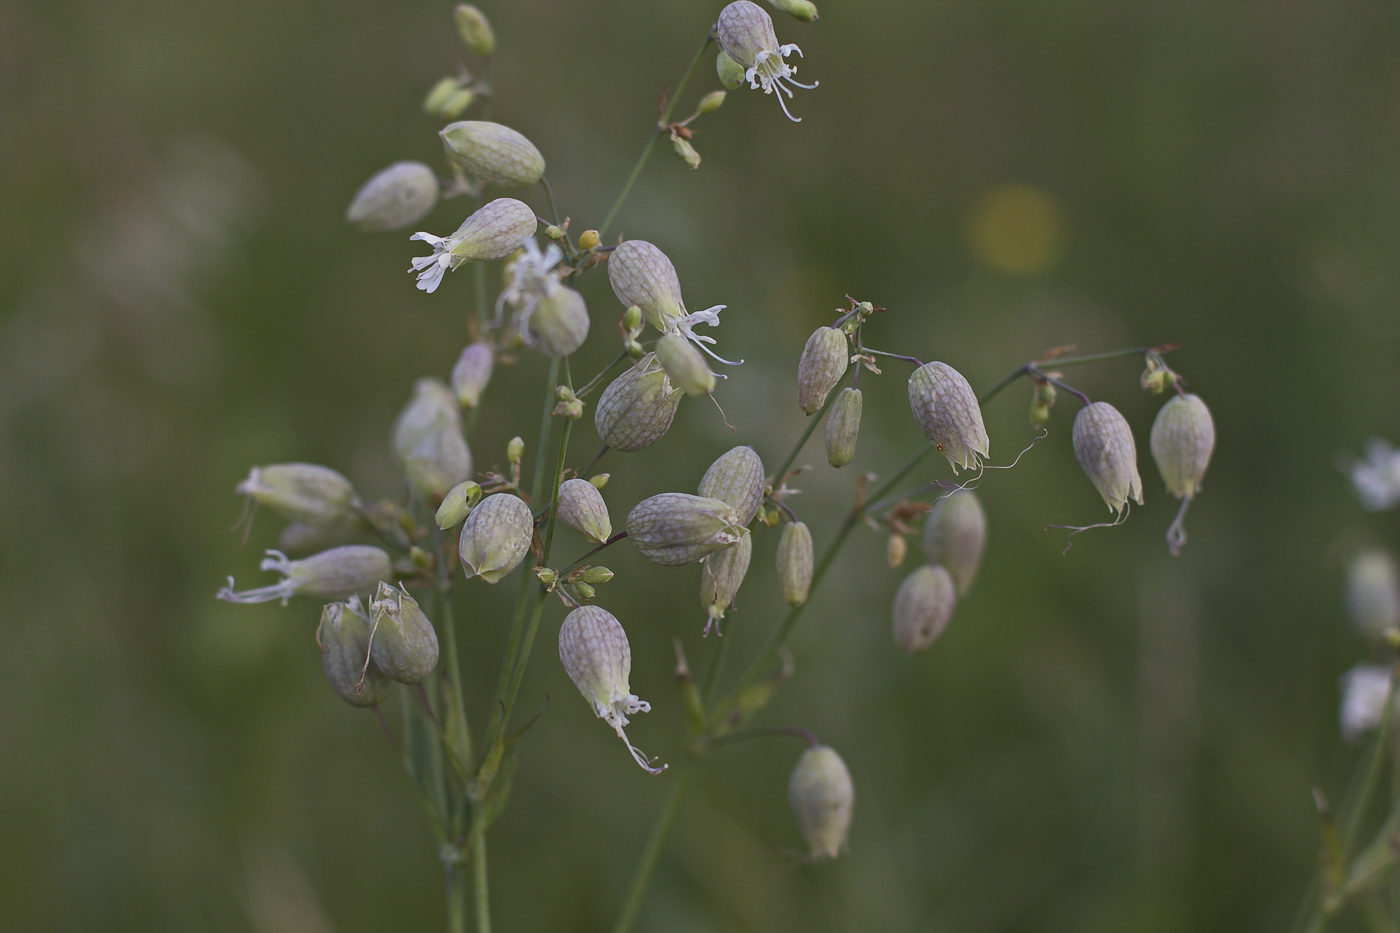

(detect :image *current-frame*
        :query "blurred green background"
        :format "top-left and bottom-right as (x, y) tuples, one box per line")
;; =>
(5, 0), (1400, 930)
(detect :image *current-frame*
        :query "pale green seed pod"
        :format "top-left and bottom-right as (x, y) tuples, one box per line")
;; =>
(595, 353), (684, 452)
(217, 546), (392, 605)
(607, 240), (686, 332)
(700, 529), (752, 635)
(697, 445), (766, 526)
(368, 582), (440, 684)
(921, 490), (986, 596)
(459, 493), (534, 583)
(626, 493), (745, 566)
(557, 478), (612, 544)
(776, 521), (814, 606)
(522, 285), (589, 357)
(1149, 393), (1215, 499)
(452, 341), (494, 409)
(656, 332), (715, 396)
(454, 4), (495, 56)
(393, 379), (472, 498)
(892, 564), (957, 653)
(237, 463), (358, 526)
(766, 0), (819, 21)
(698, 90), (727, 114)
(1072, 402), (1143, 514)
(558, 605), (663, 773)
(440, 121), (545, 188)
(825, 387), (862, 468)
(789, 745), (854, 859)
(345, 161), (439, 232)
(908, 362), (990, 473)
(447, 198), (539, 263)
(797, 326), (849, 415)
(319, 597), (392, 708)
(1346, 549), (1400, 641)
(716, 50), (746, 90)
(435, 480), (482, 530)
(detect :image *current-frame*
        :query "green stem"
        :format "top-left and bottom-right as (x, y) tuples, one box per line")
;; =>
(599, 33), (714, 238)
(435, 530), (475, 776)
(472, 819), (491, 933)
(577, 350), (631, 399)
(771, 388), (839, 487)
(487, 360), (561, 743)
(979, 346), (1157, 405)
(611, 766), (692, 933)
(500, 409), (574, 731)
(446, 857), (468, 933)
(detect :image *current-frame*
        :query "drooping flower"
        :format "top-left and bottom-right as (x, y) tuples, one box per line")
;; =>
(716, 0), (818, 122)
(788, 745), (854, 859)
(607, 239), (741, 385)
(408, 197), (538, 293)
(217, 546), (391, 605)
(558, 605), (664, 773)
(1072, 402), (1143, 514)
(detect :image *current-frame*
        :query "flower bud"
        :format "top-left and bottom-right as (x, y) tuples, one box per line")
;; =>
(557, 477), (612, 544)
(440, 121), (545, 188)
(435, 480), (482, 529)
(672, 135), (702, 170)
(580, 566), (614, 585)
(716, 51), (746, 90)
(459, 493), (534, 583)
(892, 564), (956, 652)
(887, 533), (907, 568)
(797, 326), (848, 415)
(522, 285), (589, 357)
(452, 341), (494, 409)
(1340, 664), (1396, 742)
(607, 240), (685, 332)
(626, 493), (745, 566)
(1072, 402), (1143, 514)
(393, 379), (473, 498)
(825, 387), (862, 468)
(595, 353), (683, 452)
(578, 229), (601, 250)
(423, 77), (475, 120)
(218, 546), (391, 605)
(697, 445), (766, 526)
(1029, 380), (1056, 427)
(558, 605), (664, 773)
(1346, 549), (1400, 641)
(448, 198), (539, 262)
(368, 582), (440, 684)
(908, 362), (990, 473)
(346, 162), (439, 232)
(318, 598), (391, 707)
(698, 90), (727, 114)
(237, 463), (358, 526)
(767, 0), (819, 21)
(921, 490), (986, 596)
(700, 530), (752, 635)
(656, 332), (715, 396)
(776, 521), (813, 606)
(454, 4), (495, 56)
(1149, 393), (1214, 499)
(789, 745), (853, 859)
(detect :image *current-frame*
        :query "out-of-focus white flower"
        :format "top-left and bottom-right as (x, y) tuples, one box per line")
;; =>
(498, 237), (564, 318)
(1346, 439), (1400, 511)
(1340, 663), (1396, 742)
